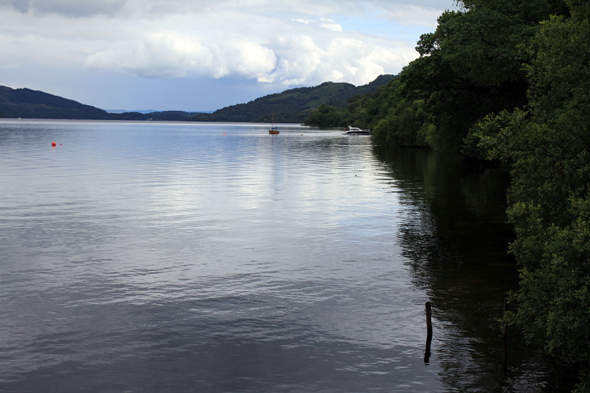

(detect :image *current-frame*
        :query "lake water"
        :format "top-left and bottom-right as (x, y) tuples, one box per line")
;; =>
(0, 120), (548, 392)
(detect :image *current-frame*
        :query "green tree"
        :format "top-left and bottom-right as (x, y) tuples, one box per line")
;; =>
(304, 77), (404, 130)
(304, 103), (347, 127)
(401, 0), (567, 154)
(371, 78), (430, 147)
(476, 2), (590, 389)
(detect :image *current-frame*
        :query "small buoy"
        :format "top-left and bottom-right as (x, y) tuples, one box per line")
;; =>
(223, 133), (225, 135)
(301, 134), (303, 136)
(52, 141), (56, 147)
(60, 144), (62, 146)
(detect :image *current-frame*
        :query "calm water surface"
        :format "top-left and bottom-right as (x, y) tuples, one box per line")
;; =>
(0, 120), (546, 392)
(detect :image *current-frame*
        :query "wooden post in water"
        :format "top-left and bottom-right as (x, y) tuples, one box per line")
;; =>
(502, 298), (508, 375)
(424, 301), (433, 364)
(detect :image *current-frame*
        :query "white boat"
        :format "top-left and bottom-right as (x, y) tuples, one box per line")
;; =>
(344, 126), (372, 135)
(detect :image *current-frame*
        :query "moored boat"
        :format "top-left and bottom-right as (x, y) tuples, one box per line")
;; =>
(269, 114), (280, 134)
(343, 126), (372, 135)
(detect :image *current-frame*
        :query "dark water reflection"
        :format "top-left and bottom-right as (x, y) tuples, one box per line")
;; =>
(373, 147), (552, 391)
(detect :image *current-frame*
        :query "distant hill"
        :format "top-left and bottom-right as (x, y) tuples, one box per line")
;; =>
(0, 86), (201, 121)
(189, 74), (397, 123)
(112, 110), (201, 121)
(0, 86), (113, 120)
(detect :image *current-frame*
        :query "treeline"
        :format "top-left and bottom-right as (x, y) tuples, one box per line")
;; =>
(308, 1), (590, 390)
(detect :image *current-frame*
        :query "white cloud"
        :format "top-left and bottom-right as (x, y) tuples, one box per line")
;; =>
(292, 18), (311, 25)
(85, 34), (277, 80)
(267, 35), (324, 85)
(83, 30), (415, 87)
(224, 42), (277, 81)
(85, 34), (215, 78)
(319, 18), (342, 32)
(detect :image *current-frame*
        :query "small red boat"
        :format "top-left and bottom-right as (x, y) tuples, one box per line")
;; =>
(269, 114), (279, 134)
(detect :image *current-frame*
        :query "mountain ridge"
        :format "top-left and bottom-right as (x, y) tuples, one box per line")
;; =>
(189, 74), (396, 123)
(0, 87), (202, 121)
(0, 74), (396, 122)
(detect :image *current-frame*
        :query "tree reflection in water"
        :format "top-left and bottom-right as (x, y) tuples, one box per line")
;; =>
(372, 146), (560, 392)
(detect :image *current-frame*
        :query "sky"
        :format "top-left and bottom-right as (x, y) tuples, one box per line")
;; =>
(0, 0), (458, 112)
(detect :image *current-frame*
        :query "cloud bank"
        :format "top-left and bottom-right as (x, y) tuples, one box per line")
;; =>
(83, 32), (412, 87)
(0, 0), (453, 85)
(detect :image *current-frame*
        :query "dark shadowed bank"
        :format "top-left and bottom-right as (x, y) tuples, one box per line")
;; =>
(372, 146), (578, 392)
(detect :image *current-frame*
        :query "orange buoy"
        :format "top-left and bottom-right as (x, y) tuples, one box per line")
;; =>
(52, 141), (56, 147)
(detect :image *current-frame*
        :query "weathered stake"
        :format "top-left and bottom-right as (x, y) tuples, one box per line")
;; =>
(424, 301), (433, 364)
(502, 298), (508, 375)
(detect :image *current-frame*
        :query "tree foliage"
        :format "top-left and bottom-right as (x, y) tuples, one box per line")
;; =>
(303, 103), (348, 127)
(304, 76), (403, 130)
(475, 2), (590, 389)
(401, 0), (567, 154)
(370, 78), (430, 147)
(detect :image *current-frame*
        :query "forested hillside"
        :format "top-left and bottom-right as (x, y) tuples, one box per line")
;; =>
(0, 86), (201, 120)
(307, 0), (590, 390)
(188, 74), (395, 123)
(0, 86), (114, 119)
